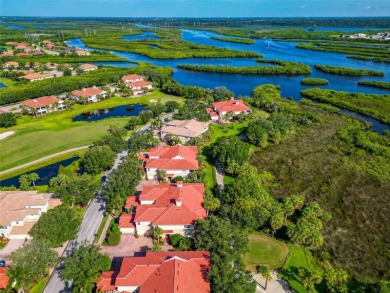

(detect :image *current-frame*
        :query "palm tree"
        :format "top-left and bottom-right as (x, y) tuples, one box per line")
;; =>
(256, 265), (272, 290)
(6, 267), (25, 293)
(30, 108), (38, 118)
(45, 105), (50, 114)
(28, 172), (40, 187)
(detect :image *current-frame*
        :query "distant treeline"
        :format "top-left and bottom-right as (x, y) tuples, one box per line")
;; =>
(177, 59), (311, 76)
(314, 64), (385, 76)
(300, 88), (390, 124)
(358, 81), (390, 90)
(210, 36), (254, 44)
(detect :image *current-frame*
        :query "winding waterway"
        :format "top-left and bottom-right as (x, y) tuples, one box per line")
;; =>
(67, 29), (390, 133)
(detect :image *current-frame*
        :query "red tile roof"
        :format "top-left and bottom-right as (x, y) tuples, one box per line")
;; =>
(16, 52), (29, 57)
(212, 99), (251, 113)
(3, 61), (18, 67)
(119, 213), (136, 229)
(22, 96), (61, 109)
(0, 268), (9, 290)
(125, 80), (153, 88)
(96, 271), (117, 292)
(122, 74), (144, 82)
(100, 251), (210, 293)
(72, 87), (104, 97)
(144, 145), (199, 171)
(20, 73), (54, 80)
(133, 183), (206, 226)
(79, 63), (97, 70)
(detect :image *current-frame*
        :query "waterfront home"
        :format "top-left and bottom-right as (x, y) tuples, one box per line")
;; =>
(22, 96), (65, 115)
(0, 268), (9, 290)
(160, 119), (209, 143)
(140, 145), (199, 180)
(97, 251), (210, 293)
(206, 98), (252, 121)
(119, 182), (206, 236)
(72, 86), (107, 103)
(20, 72), (54, 82)
(2, 61), (19, 69)
(122, 74), (145, 83)
(75, 49), (90, 56)
(6, 42), (29, 49)
(79, 63), (97, 72)
(0, 191), (61, 239)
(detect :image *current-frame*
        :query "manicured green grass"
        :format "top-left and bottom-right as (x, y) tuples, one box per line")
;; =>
(279, 245), (324, 293)
(223, 174), (234, 185)
(0, 149), (86, 180)
(0, 77), (16, 86)
(29, 277), (49, 293)
(243, 233), (290, 271)
(0, 92), (183, 171)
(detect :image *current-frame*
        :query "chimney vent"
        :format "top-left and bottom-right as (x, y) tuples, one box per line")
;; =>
(176, 181), (183, 188)
(176, 199), (182, 207)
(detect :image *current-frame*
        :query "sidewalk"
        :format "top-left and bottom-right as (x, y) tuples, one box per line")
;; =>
(97, 214), (113, 245)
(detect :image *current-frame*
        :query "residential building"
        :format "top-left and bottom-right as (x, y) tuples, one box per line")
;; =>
(97, 251), (211, 293)
(122, 74), (153, 95)
(75, 49), (90, 56)
(22, 96), (65, 115)
(79, 63), (97, 72)
(206, 98), (252, 120)
(141, 145), (199, 179)
(72, 86), (106, 103)
(16, 52), (29, 57)
(2, 61), (19, 69)
(160, 119), (209, 143)
(20, 72), (54, 82)
(122, 74), (144, 83)
(119, 182), (206, 235)
(0, 191), (62, 239)
(0, 51), (14, 57)
(0, 268), (9, 290)
(45, 62), (57, 70)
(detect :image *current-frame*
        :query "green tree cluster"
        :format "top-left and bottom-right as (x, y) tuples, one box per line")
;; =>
(210, 136), (250, 171)
(0, 112), (17, 128)
(18, 172), (40, 190)
(83, 145), (116, 175)
(105, 220), (122, 246)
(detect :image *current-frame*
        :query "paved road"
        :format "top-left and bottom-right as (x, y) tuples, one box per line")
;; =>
(0, 146), (90, 176)
(43, 112), (173, 292)
(44, 150), (127, 293)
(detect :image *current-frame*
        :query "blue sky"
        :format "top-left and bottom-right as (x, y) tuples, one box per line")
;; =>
(1, 0), (390, 17)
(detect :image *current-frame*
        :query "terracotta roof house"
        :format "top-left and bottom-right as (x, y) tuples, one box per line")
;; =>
(0, 191), (61, 239)
(22, 96), (65, 115)
(141, 145), (199, 180)
(160, 120), (209, 143)
(71, 86), (106, 103)
(122, 75), (153, 95)
(75, 49), (90, 56)
(97, 251), (211, 293)
(79, 63), (97, 72)
(2, 61), (19, 69)
(0, 51), (14, 57)
(16, 52), (29, 57)
(20, 72), (54, 82)
(119, 182), (206, 235)
(44, 62), (57, 70)
(207, 98), (252, 121)
(0, 268), (9, 290)
(122, 74), (144, 83)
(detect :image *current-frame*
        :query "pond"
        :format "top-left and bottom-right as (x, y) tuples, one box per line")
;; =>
(72, 104), (147, 122)
(5, 23), (26, 30)
(0, 157), (81, 188)
(122, 32), (162, 41)
(0, 82), (6, 89)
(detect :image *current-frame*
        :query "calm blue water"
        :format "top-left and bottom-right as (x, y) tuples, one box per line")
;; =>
(92, 61), (138, 68)
(67, 29), (390, 132)
(341, 109), (389, 134)
(72, 104), (147, 122)
(6, 24), (26, 30)
(0, 82), (6, 89)
(0, 157), (80, 188)
(122, 32), (162, 41)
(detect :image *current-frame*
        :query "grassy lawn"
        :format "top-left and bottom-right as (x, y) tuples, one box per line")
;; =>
(243, 233), (290, 271)
(29, 277), (49, 293)
(279, 245), (324, 293)
(0, 92), (183, 171)
(0, 77), (16, 86)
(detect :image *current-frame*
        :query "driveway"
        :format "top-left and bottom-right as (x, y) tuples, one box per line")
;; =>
(0, 239), (25, 260)
(253, 271), (294, 293)
(100, 234), (172, 258)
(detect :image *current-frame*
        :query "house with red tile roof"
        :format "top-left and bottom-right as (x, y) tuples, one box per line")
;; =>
(79, 63), (97, 72)
(22, 96), (65, 115)
(206, 98), (252, 121)
(75, 49), (90, 56)
(119, 182), (205, 235)
(0, 268), (9, 290)
(16, 52), (29, 57)
(141, 145), (198, 180)
(2, 61), (19, 69)
(20, 72), (54, 82)
(97, 251), (210, 293)
(0, 51), (14, 57)
(122, 74), (153, 95)
(71, 86), (107, 103)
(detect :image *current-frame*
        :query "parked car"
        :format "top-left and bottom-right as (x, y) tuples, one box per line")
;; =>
(0, 260), (5, 267)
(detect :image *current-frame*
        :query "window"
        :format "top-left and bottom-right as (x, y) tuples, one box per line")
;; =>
(184, 225), (192, 229)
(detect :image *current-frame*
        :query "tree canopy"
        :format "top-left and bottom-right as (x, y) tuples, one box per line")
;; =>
(83, 145), (116, 175)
